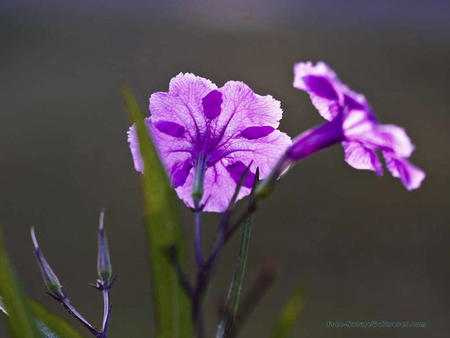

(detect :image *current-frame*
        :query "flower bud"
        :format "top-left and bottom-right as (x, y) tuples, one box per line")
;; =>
(97, 210), (112, 282)
(30, 227), (63, 297)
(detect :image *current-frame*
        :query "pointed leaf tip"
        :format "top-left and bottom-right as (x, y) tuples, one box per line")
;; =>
(30, 227), (39, 249)
(270, 283), (307, 338)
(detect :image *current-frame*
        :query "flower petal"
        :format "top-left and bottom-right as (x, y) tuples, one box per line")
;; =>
(293, 61), (343, 120)
(149, 73), (217, 142)
(210, 81), (284, 149)
(371, 125), (414, 158)
(293, 61), (371, 122)
(222, 130), (292, 180)
(343, 141), (383, 175)
(127, 124), (144, 173)
(142, 118), (194, 188)
(384, 152), (425, 190)
(174, 159), (248, 212)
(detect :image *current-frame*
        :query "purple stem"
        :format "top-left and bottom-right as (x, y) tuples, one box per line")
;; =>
(170, 249), (194, 298)
(225, 156), (285, 244)
(191, 214), (228, 338)
(194, 211), (204, 269)
(101, 288), (111, 333)
(58, 296), (99, 336)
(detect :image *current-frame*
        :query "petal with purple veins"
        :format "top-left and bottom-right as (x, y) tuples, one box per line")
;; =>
(222, 130), (292, 181)
(127, 124), (144, 173)
(293, 61), (372, 122)
(210, 81), (284, 149)
(293, 61), (343, 120)
(384, 152), (425, 190)
(150, 73), (218, 141)
(343, 141), (383, 175)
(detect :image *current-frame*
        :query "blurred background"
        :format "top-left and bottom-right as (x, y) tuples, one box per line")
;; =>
(1, 0), (450, 337)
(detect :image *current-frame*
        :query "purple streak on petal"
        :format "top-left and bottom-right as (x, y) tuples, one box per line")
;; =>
(202, 90), (223, 119)
(241, 126), (275, 139)
(343, 141), (383, 175)
(127, 125), (144, 173)
(293, 61), (343, 120)
(344, 94), (366, 111)
(226, 161), (256, 188)
(154, 120), (186, 138)
(303, 75), (339, 100)
(171, 159), (193, 188)
(384, 153), (426, 190)
(293, 62), (375, 123)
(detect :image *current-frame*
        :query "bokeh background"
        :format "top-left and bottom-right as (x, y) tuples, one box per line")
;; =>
(1, 1), (450, 337)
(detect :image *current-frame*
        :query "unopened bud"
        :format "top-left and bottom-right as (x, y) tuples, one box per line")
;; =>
(30, 227), (63, 297)
(97, 209), (112, 282)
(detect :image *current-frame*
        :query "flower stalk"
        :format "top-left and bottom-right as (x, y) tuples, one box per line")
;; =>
(92, 209), (117, 337)
(30, 227), (99, 337)
(31, 210), (117, 338)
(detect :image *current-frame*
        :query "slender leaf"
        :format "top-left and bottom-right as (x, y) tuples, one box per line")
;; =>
(35, 320), (60, 338)
(29, 299), (84, 338)
(120, 82), (193, 338)
(216, 213), (253, 338)
(1, 297), (83, 338)
(0, 297), (71, 338)
(0, 222), (40, 337)
(217, 169), (259, 338)
(0, 296), (7, 314)
(269, 284), (307, 338)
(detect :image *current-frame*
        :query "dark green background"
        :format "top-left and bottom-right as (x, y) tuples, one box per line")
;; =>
(1, 1), (449, 337)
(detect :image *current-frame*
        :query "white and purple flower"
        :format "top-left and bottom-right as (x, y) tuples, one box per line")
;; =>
(128, 73), (291, 212)
(289, 61), (425, 190)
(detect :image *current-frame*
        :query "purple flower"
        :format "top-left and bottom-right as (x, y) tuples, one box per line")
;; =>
(290, 61), (425, 190)
(128, 73), (291, 212)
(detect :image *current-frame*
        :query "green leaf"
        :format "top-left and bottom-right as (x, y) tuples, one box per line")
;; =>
(269, 283), (307, 338)
(35, 320), (61, 338)
(29, 299), (84, 338)
(119, 82), (193, 338)
(216, 213), (253, 338)
(217, 169), (259, 338)
(0, 297), (84, 337)
(0, 296), (7, 315)
(0, 221), (41, 337)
